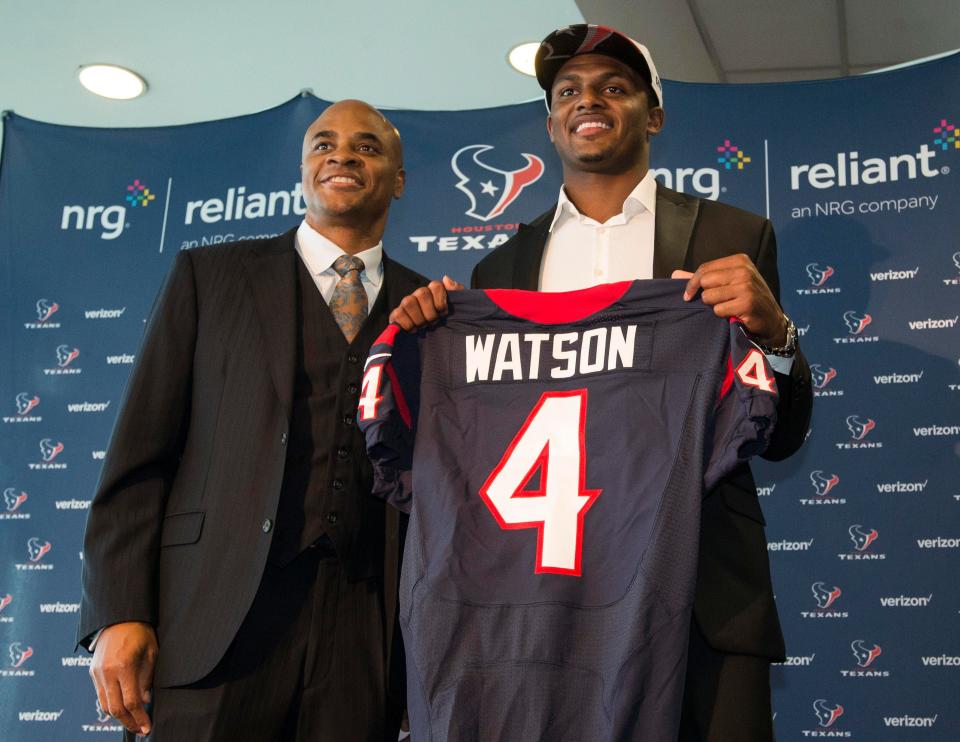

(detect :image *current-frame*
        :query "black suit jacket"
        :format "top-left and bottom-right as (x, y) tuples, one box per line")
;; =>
(78, 227), (426, 686)
(471, 184), (812, 659)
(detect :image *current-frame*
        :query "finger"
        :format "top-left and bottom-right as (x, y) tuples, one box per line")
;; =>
(427, 281), (449, 316)
(442, 275), (465, 291)
(695, 266), (752, 291)
(709, 299), (744, 321)
(388, 306), (416, 332)
(105, 676), (139, 733)
(397, 295), (428, 328)
(91, 672), (110, 725)
(699, 285), (740, 307)
(671, 269), (693, 279)
(119, 666), (152, 734)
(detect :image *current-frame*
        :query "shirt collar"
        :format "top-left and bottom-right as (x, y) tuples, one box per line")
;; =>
(548, 170), (658, 232)
(296, 220), (383, 287)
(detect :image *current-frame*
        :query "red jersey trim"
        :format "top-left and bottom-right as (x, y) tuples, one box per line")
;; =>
(483, 281), (633, 324)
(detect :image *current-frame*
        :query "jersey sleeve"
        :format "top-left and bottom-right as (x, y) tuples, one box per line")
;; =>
(357, 324), (421, 514)
(704, 320), (779, 492)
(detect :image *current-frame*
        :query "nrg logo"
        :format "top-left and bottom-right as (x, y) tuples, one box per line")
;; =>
(60, 179), (155, 240)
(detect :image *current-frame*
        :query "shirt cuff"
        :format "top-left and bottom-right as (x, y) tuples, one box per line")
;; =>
(87, 628), (104, 652)
(766, 353), (794, 375)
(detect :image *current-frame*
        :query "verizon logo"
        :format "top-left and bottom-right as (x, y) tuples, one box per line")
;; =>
(907, 315), (958, 330)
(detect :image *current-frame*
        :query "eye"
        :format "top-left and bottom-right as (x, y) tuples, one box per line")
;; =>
(314, 141), (331, 151)
(357, 143), (381, 153)
(604, 85), (625, 94)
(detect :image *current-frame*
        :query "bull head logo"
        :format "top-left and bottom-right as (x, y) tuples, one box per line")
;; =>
(813, 699), (844, 728)
(452, 145), (544, 222)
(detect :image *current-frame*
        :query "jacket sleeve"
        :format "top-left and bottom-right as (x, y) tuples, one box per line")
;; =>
(754, 220), (813, 462)
(77, 250), (198, 649)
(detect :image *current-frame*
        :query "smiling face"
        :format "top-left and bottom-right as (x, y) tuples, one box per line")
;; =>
(300, 100), (405, 234)
(546, 54), (664, 178)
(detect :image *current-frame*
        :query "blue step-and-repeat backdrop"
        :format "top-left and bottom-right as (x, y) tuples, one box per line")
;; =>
(2, 52), (959, 739)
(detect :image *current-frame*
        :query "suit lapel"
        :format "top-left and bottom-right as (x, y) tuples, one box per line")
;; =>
(381, 253), (426, 313)
(241, 229), (297, 416)
(511, 215), (552, 290)
(653, 183), (700, 278)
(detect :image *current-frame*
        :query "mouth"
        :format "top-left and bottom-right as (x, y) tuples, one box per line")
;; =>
(572, 118), (613, 136)
(320, 173), (364, 188)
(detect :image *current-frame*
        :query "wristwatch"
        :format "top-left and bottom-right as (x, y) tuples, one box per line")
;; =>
(752, 314), (797, 357)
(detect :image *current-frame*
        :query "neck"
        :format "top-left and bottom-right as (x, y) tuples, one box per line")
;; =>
(305, 213), (384, 255)
(562, 164), (648, 223)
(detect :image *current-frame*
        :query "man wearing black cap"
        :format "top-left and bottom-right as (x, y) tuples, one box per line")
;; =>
(392, 23), (811, 742)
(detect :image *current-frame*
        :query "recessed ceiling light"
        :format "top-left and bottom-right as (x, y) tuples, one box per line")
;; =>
(78, 64), (147, 100)
(508, 42), (539, 77)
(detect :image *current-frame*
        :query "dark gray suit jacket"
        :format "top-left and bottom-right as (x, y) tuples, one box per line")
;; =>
(471, 183), (812, 659)
(78, 227), (425, 686)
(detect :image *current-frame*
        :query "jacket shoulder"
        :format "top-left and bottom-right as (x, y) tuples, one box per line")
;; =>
(660, 184), (767, 230)
(472, 208), (553, 279)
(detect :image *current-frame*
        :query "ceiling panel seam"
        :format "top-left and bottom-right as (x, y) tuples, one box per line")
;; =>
(685, 0), (726, 82)
(837, 0), (850, 76)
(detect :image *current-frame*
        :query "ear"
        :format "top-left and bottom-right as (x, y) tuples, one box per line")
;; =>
(546, 114), (555, 143)
(647, 107), (664, 137)
(393, 168), (406, 199)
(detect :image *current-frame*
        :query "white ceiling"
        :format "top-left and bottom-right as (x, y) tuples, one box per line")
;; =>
(0, 0), (957, 130)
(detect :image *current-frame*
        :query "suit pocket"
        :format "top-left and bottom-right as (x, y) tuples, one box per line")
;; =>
(160, 511), (205, 547)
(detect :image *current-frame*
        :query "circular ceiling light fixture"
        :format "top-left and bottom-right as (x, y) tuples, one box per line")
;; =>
(507, 42), (539, 77)
(78, 64), (147, 100)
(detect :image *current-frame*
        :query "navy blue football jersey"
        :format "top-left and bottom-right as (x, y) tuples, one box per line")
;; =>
(359, 280), (778, 741)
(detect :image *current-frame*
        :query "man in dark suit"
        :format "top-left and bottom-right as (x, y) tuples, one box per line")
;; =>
(78, 99), (425, 741)
(391, 25), (812, 742)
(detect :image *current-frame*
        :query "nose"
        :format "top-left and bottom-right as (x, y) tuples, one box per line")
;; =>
(327, 148), (361, 167)
(576, 86), (605, 110)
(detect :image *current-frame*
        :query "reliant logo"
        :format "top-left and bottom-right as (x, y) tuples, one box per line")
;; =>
(839, 525), (885, 560)
(67, 401), (111, 413)
(943, 251), (960, 286)
(802, 699), (849, 738)
(106, 353), (135, 365)
(15, 537), (53, 571)
(883, 715), (938, 729)
(880, 593), (932, 607)
(0, 593), (13, 623)
(1, 642), (35, 677)
(841, 640), (887, 677)
(2, 488), (30, 520)
(84, 307), (126, 319)
(28, 439), (67, 470)
(184, 183), (306, 225)
(773, 654), (815, 667)
(43, 345), (82, 376)
(3, 392), (42, 424)
(913, 424), (960, 437)
(17, 709), (64, 722)
(873, 371), (923, 385)
(797, 263), (840, 295)
(920, 654), (960, 666)
(810, 365), (843, 398)
(908, 315), (958, 330)
(23, 299), (61, 330)
(876, 479), (927, 494)
(767, 538), (813, 552)
(833, 311), (877, 345)
(836, 415), (882, 450)
(801, 471), (844, 506)
(870, 266), (919, 281)
(916, 536), (960, 549)
(61, 179), (155, 240)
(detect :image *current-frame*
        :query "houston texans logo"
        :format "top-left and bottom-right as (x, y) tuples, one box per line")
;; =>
(811, 581), (842, 609)
(849, 524), (879, 551)
(8, 642), (33, 668)
(451, 145), (544, 222)
(56, 344), (80, 367)
(36, 299), (59, 323)
(15, 392), (40, 416)
(813, 699), (844, 728)
(96, 699), (111, 724)
(0, 594), (12, 612)
(39, 438), (64, 462)
(851, 640), (882, 668)
(3, 487), (28, 512)
(809, 471), (840, 497)
(953, 251), (960, 272)
(846, 415), (876, 440)
(806, 263), (834, 287)
(842, 310), (872, 335)
(809, 364), (837, 389)
(27, 537), (52, 562)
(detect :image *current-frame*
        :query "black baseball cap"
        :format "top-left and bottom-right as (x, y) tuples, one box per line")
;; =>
(535, 24), (663, 109)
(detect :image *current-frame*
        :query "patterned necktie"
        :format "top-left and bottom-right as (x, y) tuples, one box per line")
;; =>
(329, 255), (368, 342)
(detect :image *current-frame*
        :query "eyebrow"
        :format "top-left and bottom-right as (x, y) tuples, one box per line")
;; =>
(553, 69), (633, 87)
(311, 130), (384, 144)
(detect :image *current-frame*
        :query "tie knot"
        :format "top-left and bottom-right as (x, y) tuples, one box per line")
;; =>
(333, 255), (365, 278)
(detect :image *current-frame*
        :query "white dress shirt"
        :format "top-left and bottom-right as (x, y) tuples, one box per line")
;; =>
(295, 220), (384, 307)
(539, 173), (793, 373)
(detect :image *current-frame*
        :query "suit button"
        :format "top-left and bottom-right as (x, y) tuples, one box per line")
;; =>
(347, 353), (359, 364)
(337, 447), (349, 460)
(261, 518), (273, 533)
(326, 512), (338, 524)
(342, 414), (354, 426)
(347, 383), (359, 395)
(332, 478), (344, 490)
(280, 432), (288, 445)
